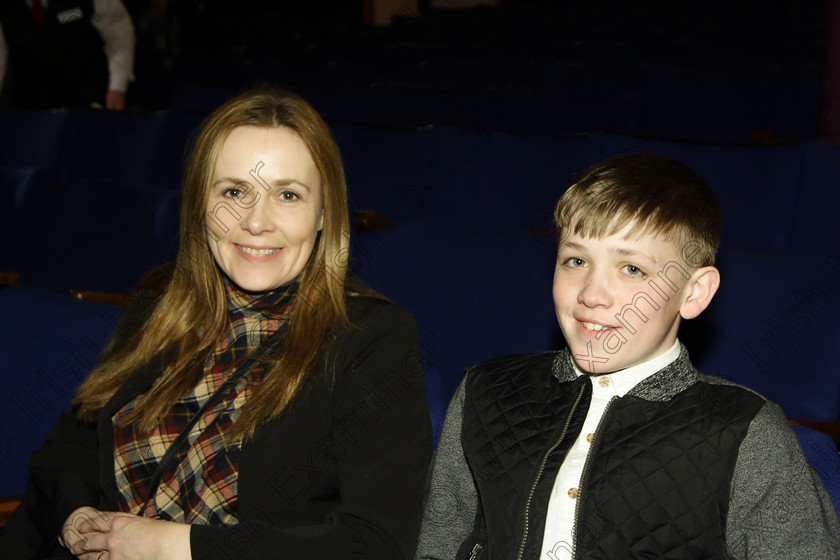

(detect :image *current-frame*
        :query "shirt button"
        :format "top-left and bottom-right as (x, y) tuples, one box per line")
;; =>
(586, 433), (594, 443)
(599, 377), (610, 388)
(568, 488), (579, 499)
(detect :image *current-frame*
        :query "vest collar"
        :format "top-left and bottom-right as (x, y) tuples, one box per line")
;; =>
(552, 343), (701, 401)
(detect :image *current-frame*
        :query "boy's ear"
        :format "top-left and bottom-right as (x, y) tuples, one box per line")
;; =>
(679, 266), (720, 320)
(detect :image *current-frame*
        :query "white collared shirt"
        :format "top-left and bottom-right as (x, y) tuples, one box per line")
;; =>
(540, 340), (681, 560)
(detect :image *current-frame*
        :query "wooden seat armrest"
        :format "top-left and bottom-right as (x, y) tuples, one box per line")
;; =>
(0, 495), (23, 527)
(69, 290), (133, 307)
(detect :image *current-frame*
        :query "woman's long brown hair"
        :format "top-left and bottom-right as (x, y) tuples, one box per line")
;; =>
(73, 86), (351, 440)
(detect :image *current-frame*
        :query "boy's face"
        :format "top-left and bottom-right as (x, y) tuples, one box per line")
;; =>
(553, 225), (696, 375)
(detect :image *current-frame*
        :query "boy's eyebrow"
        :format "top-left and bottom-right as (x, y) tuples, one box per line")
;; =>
(612, 247), (659, 265)
(558, 240), (585, 250)
(558, 241), (661, 266)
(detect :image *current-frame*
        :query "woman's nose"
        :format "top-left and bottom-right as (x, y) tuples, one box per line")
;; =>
(240, 195), (274, 235)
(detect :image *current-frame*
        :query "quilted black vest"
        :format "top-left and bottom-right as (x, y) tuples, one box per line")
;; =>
(460, 351), (765, 560)
(0, 0), (108, 108)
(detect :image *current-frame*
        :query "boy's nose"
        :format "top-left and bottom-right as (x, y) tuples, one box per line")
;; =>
(577, 273), (612, 308)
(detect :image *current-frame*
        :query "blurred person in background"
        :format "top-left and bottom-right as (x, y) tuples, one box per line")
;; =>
(0, 0), (134, 110)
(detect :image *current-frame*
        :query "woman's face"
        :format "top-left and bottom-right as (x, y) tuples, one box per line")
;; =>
(205, 126), (324, 292)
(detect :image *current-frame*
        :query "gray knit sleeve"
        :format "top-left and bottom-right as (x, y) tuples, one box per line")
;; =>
(415, 379), (478, 560)
(725, 401), (840, 559)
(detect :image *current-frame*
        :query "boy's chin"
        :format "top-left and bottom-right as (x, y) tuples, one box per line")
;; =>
(575, 361), (617, 376)
(568, 344), (616, 376)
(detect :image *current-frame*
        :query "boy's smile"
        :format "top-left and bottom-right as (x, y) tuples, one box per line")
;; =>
(553, 226), (699, 375)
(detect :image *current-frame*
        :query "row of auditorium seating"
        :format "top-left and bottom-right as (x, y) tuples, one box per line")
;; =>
(159, 64), (821, 143)
(0, 174), (180, 294)
(4, 200), (840, 432)
(0, 110), (201, 191)
(141, 57), (822, 143)
(3, 105), (837, 254)
(351, 218), (840, 429)
(121, 1), (826, 142)
(0, 287), (123, 499)
(2, 264), (838, 512)
(3, 109), (838, 290)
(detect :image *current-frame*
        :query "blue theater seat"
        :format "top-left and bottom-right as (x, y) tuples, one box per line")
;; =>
(0, 166), (50, 278)
(148, 111), (204, 190)
(789, 142), (840, 259)
(0, 286), (122, 497)
(4, 179), (178, 294)
(0, 110), (68, 181)
(335, 123), (589, 232)
(792, 425), (840, 514)
(682, 250), (840, 423)
(0, 165), (47, 213)
(353, 218), (562, 443)
(170, 81), (238, 115)
(58, 109), (170, 188)
(638, 64), (821, 142)
(593, 135), (808, 256)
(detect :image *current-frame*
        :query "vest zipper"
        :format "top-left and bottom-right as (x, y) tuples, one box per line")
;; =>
(468, 542), (483, 560)
(570, 395), (618, 559)
(514, 382), (587, 560)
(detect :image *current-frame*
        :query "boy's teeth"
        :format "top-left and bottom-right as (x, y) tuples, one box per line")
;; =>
(238, 245), (280, 256)
(582, 321), (608, 331)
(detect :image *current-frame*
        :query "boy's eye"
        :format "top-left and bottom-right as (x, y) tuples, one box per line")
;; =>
(564, 257), (586, 268)
(622, 264), (646, 277)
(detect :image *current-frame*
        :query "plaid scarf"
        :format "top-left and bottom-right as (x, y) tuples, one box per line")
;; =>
(111, 280), (295, 525)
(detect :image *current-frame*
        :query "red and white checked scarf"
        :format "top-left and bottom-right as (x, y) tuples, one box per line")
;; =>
(111, 280), (295, 524)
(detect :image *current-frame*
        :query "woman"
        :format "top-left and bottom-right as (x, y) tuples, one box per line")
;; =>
(2, 86), (432, 560)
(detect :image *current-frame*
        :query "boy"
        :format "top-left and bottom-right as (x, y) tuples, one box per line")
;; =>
(415, 154), (840, 559)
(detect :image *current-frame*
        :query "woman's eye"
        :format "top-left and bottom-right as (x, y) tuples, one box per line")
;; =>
(223, 187), (243, 199)
(279, 191), (298, 201)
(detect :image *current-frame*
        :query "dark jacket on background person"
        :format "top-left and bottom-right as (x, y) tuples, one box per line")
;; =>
(0, 0), (107, 108)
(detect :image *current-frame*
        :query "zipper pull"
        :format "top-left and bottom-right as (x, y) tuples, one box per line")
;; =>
(468, 543), (483, 560)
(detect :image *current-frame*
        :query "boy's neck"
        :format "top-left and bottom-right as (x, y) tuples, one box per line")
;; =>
(574, 339), (681, 393)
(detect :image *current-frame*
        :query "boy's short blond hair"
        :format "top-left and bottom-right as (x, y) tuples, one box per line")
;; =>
(554, 153), (723, 267)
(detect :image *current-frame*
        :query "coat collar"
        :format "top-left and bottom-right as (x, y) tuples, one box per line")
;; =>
(551, 344), (702, 402)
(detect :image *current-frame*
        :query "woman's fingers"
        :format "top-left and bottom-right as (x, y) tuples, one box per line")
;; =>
(67, 529), (110, 557)
(60, 507), (129, 556)
(62, 506), (111, 536)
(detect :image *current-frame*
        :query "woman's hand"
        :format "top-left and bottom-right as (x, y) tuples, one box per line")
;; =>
(60, 506), (191, 560)
(60, 506), (117, 560)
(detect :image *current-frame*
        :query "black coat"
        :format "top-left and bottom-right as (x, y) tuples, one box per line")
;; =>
(2, 274), (432, 560)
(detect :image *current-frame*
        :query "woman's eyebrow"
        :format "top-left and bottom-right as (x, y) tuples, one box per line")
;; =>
(211, 176), (248, 188)
(210, 177), (313, 191)
(270, 178), (313, 191)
